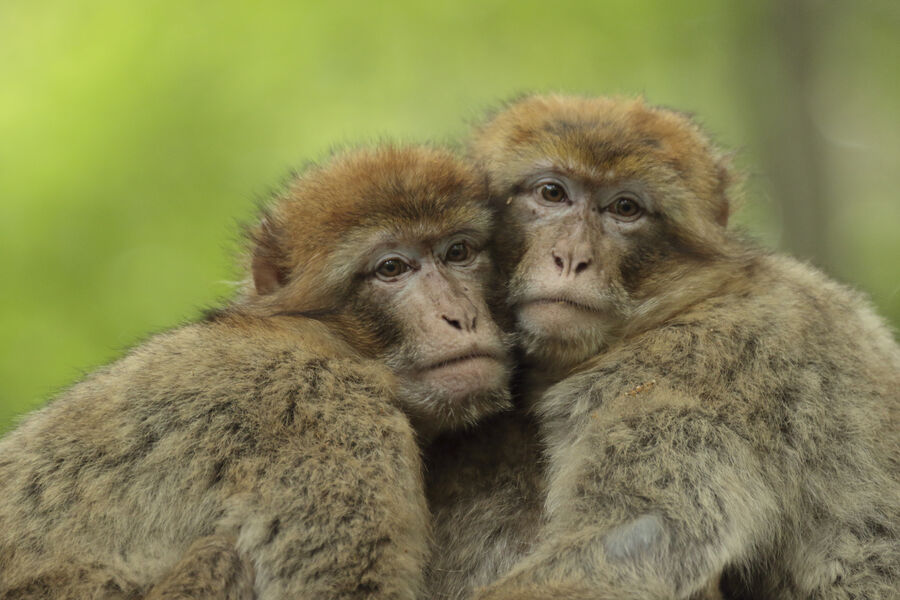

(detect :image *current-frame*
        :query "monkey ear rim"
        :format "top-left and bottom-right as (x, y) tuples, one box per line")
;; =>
(249, 214), (291, 296)
(252, 252), (289, 296)
(715, 202), (730, 228)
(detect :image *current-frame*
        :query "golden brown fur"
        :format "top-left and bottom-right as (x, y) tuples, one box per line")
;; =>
(426, 95), (899, 600)
(0, 145), (513, 599)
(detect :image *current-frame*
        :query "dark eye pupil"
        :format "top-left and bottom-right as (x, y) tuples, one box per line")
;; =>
(541, 184), (565, 202)
(448, 243), (468, 261)
(379, 260), (402, 276)
(617, 198), (637, 215)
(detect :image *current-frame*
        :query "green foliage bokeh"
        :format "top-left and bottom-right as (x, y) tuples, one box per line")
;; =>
(2, 0), (898, 431)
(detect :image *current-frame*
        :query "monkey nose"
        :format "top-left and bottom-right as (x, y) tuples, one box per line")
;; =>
(442, 314), (477, 332)
(551, 248), (592, 277)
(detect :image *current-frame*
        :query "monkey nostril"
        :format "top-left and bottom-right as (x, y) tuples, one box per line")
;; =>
(574, 260), (591, 274)
(442, 316), (463, 330)
(554, 255), (564, 270)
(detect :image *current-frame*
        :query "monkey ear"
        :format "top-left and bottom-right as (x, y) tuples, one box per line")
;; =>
(250, 216), (290, 296)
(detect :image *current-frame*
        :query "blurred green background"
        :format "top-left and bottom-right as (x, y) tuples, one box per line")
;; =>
(2, 0), (898, 432)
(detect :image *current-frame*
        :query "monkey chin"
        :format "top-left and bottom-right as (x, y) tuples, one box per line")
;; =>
(399, 358), (512, 438)
(517, 303), (613, 369)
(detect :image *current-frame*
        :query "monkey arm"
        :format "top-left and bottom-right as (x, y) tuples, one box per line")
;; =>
(144, 535), (254, 600)
(0, 325), (429, 600)
(477, 384), (778, 600)
(228, 422), (429, 600)
(212, 357), (430, 600)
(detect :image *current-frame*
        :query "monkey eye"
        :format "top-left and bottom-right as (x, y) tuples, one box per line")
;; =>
(445, 241), (475, 264)
(608, 195), (644, 221)
(538, 182), (567, 204)
(374, 258), (410, 281)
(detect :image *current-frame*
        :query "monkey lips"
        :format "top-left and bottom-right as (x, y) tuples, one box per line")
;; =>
(418, 349), (509, 400)
(519, 296), (612, 337)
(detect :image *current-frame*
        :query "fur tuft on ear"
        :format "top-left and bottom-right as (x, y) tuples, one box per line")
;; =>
(250, 215), (290, 295)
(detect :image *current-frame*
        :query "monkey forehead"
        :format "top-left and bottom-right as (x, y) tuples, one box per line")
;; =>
(275, 145), (493, 256)
(473, 94), (724, 196)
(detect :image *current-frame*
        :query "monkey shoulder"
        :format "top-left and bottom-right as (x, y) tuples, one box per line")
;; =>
(0, 316), (417, 571)
(8, 318), (399, 432)
(140, 319), (413, 460)
(538, 252), (899, 434)
(0, 318), (412, 508)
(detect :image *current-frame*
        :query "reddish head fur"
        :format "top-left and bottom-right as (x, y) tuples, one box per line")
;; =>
(471, 95), (736, 243)
(247, 145), (493, 314)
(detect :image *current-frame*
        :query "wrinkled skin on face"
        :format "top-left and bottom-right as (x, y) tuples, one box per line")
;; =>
(473, 95), (740, 373)
(357, 228), (512, 437)
(250, 146), (513, 435)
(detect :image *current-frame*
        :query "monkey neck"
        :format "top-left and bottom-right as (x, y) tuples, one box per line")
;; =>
(621, 250), (759, 342)
(517, 357), (571, 409)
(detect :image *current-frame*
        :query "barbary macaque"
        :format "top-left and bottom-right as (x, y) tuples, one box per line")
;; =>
(0, 145), (513, 599)
(427, 95), (899, 600)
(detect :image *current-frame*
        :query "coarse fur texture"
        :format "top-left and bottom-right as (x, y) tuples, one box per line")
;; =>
(0, 145), (513, 599)
(425, 401), (546, 600)
(427, 94), (899, 600)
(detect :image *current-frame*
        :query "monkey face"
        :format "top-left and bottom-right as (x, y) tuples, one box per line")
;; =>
(472, 95), (734, 370)
(247, 146), (513, 435)
(359, 231), (513, 436)
(500, 170), (651, 367)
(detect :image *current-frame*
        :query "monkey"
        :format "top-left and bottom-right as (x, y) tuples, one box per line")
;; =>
(426, 94), (899, 600)
(0, 144), (514, 599)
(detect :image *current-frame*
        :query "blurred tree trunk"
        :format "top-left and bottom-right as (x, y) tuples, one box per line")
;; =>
(733, 0), (833, 269)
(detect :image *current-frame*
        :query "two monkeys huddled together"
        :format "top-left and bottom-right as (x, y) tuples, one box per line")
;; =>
(1, 95), (897, 600)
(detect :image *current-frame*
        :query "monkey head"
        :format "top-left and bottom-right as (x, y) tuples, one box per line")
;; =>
(246, 146), (512, 435)
(471, 95), (740, 371)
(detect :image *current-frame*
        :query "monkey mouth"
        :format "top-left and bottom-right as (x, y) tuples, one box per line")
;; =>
(523, 296), (604, 314)
(421, 350), (503, 372)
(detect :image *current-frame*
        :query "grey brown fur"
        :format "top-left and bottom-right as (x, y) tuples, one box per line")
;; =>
(0, 145), (512, 599)
(1, 325), (424, 599)
(425, 409), (545, 599)
(426, 95), (899, 600)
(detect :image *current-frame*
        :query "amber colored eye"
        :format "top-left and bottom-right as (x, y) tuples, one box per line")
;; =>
(445, 241), (473, 263)
(610, 196), (643, 220)
(375, 258), (409, 280)
(539, 183), (567, 203)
